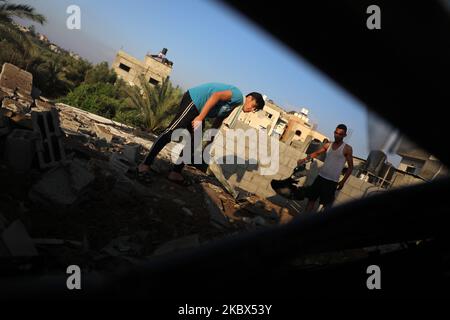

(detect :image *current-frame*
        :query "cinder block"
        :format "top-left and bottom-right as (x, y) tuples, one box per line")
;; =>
(5, 129), (39, 172)
(32, 109), (66, 169)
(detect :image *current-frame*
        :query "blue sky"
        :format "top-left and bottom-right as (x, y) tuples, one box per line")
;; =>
(14, 0), (402, 163)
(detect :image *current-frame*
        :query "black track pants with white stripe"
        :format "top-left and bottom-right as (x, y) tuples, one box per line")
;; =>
(143, 91), (200, 173)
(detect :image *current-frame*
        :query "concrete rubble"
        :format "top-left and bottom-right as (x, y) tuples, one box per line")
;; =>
(28, 159), (95, 206)
(0, 63), (298, 273)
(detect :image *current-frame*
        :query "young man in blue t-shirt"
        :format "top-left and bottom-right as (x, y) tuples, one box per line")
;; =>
(138, 83), (265, 185)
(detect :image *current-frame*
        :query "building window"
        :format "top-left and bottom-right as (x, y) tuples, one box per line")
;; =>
(119, 63), (131, 72)
(149, 77), (159, 85)
(265, 112), (273, 119)
(295, 130), (302, 137)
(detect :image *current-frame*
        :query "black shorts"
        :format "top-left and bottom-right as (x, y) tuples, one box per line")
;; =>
(306, 175), (338, 205)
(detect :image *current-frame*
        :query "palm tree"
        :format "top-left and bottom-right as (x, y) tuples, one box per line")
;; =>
(127, 76), (183, 134)
(0, 1), (46, 57)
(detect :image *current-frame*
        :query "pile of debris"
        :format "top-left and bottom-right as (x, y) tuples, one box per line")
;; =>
(0, 63), (294, 275)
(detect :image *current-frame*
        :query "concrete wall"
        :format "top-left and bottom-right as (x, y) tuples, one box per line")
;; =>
(207, 121), (329, 211)
(238, 101), (281, 136)
(112, 50), (172, 87)
(143, 56), (172, 83)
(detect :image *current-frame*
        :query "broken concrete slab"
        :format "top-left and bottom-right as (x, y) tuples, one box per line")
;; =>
(207, 160), (239, 198)
(153, 234), (200, 256)
(16, 90), (33, 107)
(2, 220), (38, 256)
(60, 120), (81, 133)
(34, 99), (53, 111)
(69, 159), (96, 192)
(2, 97), (28, 114)
(28, 161), (94, 206)
(28, 168), (77, 206)
(94, 123), (114, 143)
(0, 63), (33, 95)
(201, 183), (230, 227)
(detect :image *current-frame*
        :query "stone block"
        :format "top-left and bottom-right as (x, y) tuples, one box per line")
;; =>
(0, 63), (33, 95)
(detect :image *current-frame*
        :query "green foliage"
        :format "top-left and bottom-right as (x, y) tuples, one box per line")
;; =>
(84, 61), (117, 85)
(0, 1), (46, 55)
(59, 82), (122, 119)
(126, 76), (183, 134)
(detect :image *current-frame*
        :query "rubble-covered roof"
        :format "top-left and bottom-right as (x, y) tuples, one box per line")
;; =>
(0, 63), (294, 274)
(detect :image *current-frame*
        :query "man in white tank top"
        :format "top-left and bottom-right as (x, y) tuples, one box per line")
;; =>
(297, 124), (354, 212)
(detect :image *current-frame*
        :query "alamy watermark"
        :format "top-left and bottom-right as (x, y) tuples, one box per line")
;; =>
(366, 264), (381, 290)
(66, 265), (81, 290)
(366, 5), (381, 30)
(66, 5), (81, 30)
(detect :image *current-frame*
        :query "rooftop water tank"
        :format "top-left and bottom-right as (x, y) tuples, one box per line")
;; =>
(365, 150), (386, 176)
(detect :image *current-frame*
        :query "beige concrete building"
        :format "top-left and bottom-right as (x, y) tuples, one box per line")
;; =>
(281, 110), (328, 146)
(234, 100), (328, 142)
(237, 100), (285, 136)
(112, 49), (172, 88)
